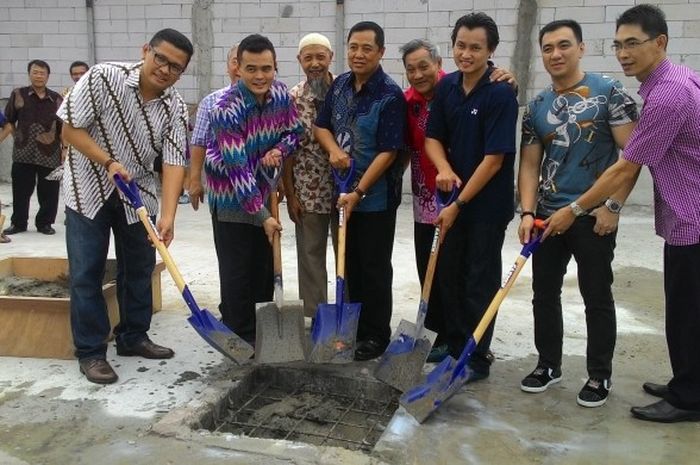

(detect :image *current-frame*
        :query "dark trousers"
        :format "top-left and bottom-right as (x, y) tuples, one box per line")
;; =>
(66, 193), (155, 361)
(532, 215), (617, 379)
(414, 221), (447, 346)
(346, 209), (397, 346)
(11, 162), (60, 229)
(437, 215), (507, 373)
(665, 242), (700, 410)
(212, 217), (273, 343)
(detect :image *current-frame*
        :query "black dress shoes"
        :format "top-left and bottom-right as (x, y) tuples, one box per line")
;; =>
(642, 382), (669, 398)
(79, 358), (118, 384)
(37, 225), (56, 235)
(631, 399), (700, 423)
(354, 338), (387, 361)
(116, 339), (175, 359)
(3, 224), (27, 235)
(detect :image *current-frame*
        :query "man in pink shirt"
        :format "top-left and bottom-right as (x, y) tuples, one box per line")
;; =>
(546, 4), (700, 423)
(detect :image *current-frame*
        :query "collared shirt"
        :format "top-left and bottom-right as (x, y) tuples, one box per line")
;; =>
(289, 76), (335, 214)
(623, 59), (700, 246)
(4, 86), (63, 168)
(57, 61), (188, 224)
(426, 69), (519, 223)
(405, 70), (445, 224)
(207, 79), (302, 224)
(522, 73), (638, 216)
(316, 66), (406, 212)
(190, 86), (228, 148)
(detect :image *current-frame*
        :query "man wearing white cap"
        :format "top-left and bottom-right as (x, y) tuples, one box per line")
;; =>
(282, 33), (337, 318)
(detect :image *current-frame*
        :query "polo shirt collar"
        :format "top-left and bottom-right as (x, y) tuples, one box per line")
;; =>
(448, 66), (494, 95)
(639, 58), (672, 100)
(27, 87), (56, 102)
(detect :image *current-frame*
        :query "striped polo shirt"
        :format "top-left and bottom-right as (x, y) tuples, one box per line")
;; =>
(57, 61), (188, 224)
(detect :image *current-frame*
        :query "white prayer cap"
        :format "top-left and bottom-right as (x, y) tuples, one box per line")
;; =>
(298, 33), (332, 53)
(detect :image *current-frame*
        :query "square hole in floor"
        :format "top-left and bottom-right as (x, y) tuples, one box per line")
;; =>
(207, 365), (399, 453)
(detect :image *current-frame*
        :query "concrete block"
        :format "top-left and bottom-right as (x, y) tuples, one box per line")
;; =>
(27, 0), (58, 6)
(539, 0), (583, 6)
(0, 21), (27, 34)
(345, 0), (385, 14)
(126, 5), (146, 20)
(128, 19), (147, 34)
(319, 2), (337, 17)
(555, 7), (605, 23)
(584, 0), (634, 5)
(0, 48), (28, 60)
(59, 21), (88, 34)
(683, 20), (700, 38)
(496, 8), (519, 26)
(668, 38), (700, 55)
(245, 4), (280, 18)
(40, 7), (76, 21)
(9, 8), (41, 21)
(538, 8), (556, 25)
(145, 4), (186, 20)
(10, 34), (43, 48)
(27, 21), (60, 34)
(44, 34), (76, 48)
(290, 2), (321, 17)
(261, 18), (301, 34)
(680, 54), (700, 71)
(385, 0), (427, 13)
(663, 4), (700, 21)
(431, 0), (471, 11)
(109, 5), (128, 20)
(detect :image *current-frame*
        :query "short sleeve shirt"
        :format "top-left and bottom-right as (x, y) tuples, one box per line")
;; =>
(426, 69), (518, 223)
(289, 78), (334, 214)
(316, 66), (406, 212)
(57, 62), (188, 224)
(522, 73), (638, 215)
(4, 86), (64, 168)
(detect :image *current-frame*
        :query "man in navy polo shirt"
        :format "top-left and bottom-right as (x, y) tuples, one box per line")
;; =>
(425, 12), (519, 379)
(314, 21), (406, 361)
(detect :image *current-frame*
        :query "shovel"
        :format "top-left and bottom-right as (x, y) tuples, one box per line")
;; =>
(254, 167), (307, 364)
(113, 174), (254, 364)
(399, 219), (546, 423)
(308, 161), (361, 364)
(374, 188), (457, 391)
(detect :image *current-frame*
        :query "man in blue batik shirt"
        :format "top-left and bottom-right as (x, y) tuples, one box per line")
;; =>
(314, 21), (407, 361)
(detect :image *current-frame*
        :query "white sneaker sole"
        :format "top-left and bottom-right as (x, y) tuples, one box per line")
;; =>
(577, 390), (611, 407)
(520, 376), (562, 393)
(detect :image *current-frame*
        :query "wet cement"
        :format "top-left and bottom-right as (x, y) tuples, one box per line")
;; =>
(0, 275), (70, 298)
(374, 336), (432, 392)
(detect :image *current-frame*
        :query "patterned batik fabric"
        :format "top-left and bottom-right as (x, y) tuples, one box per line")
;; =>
(4, 86), (63, 168)
(315, 66), (407, 213)
(522, 73), (639, 216)
(57, 61), (188, 223)
(207, 79), (302, 220)
(289, 79), (334, 215)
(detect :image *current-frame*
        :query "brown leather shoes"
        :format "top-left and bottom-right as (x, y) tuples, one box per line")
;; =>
(116, 339), (174, 359)
(79, 359), (118, 384)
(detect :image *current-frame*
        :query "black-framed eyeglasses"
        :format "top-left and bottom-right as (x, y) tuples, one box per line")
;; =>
(610, 37), (656, 53)
(149, 47), (186, 75)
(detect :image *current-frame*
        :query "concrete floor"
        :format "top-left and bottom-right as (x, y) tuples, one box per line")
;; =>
(0, 181), (698, 465)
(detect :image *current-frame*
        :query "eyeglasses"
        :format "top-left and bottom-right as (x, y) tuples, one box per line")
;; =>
(149, 47), (186, 75)
(610, 37), (656, 53)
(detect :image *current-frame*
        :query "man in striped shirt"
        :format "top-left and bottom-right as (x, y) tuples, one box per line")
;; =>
(58, 29), (193, 384)
(546, 4), (700, 423)
(206, 34), (302, 345)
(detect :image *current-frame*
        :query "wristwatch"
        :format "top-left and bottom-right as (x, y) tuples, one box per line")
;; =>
(353, 187), (366, 200)
(604, 198), (623, 214)
(569, 201), (587, 217)
(455, 198), (467, 209)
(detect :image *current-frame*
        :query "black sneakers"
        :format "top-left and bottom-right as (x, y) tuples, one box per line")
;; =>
(577, 378), (612, 408)
(520, 366), (562, 393)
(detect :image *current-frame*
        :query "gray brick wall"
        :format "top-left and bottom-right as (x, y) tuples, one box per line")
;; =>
(1, 0), (698, 104)
(1, 0), (690, 200)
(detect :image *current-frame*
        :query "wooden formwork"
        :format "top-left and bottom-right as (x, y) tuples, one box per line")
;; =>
(0, 257), (165, 359)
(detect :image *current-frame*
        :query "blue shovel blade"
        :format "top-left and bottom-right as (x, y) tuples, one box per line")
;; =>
(309, 302), (360, 364)
(186, 309), (254, 364)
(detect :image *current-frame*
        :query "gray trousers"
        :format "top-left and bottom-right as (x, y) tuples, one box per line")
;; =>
(295, 212), (338, 317)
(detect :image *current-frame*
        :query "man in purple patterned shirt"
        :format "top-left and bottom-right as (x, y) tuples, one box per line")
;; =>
(546, 4), (700, 423)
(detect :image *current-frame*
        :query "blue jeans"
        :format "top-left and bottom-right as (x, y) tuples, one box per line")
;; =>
(66, 193), (155, 361)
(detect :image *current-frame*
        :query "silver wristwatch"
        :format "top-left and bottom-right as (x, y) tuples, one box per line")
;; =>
(569, 201), (587, 217)
(604, 198), (623, 214)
